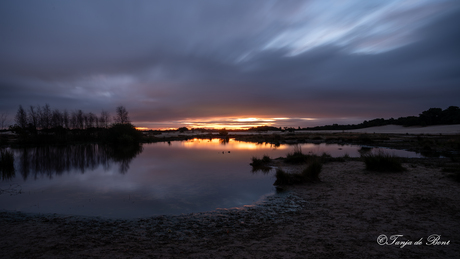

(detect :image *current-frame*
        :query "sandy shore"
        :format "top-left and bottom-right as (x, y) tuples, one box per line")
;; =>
(1, 158), (459, 258)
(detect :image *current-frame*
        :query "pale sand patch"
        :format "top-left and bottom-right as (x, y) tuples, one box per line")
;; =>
(296, 124), (460, 134)
(1, 160), (459, 258)
(343, 124), (460, 134)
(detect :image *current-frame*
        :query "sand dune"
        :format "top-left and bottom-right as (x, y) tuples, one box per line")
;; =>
(299, 124), (460, 135)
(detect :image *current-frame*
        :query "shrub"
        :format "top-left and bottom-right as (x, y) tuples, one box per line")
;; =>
(274, 160), (323, 186)
(362, 151), (406, 172)
(250, 155), (272, 173)
(250, 155), (271, 167)
(219, 128), (229, 136)
(302, 159), (322, 182)
(274, 168), (292, 186)
(285, 146), (310, 164)
(105, 123), (142, 145)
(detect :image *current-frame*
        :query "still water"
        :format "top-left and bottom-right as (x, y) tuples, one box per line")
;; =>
(0, 139), (421, 218)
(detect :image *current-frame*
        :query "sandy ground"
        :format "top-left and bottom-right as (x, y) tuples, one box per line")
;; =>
(336, 124), (460, 134)
(1, 159), (459, 258)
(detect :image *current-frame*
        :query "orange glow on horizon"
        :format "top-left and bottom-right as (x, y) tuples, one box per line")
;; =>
(134, 116), (317, 131)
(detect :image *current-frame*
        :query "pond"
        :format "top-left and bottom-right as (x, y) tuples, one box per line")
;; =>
(0, 139), (422, 218)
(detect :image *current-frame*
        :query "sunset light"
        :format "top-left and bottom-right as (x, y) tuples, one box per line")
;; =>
(1, 1), (459, 257)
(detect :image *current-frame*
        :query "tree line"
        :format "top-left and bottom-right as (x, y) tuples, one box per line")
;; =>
(305, 106), (460, 131)
(13, 104), (129, 131)
(6, 104), (140, 146)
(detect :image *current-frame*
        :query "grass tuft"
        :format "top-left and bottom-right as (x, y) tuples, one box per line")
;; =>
(285, 146), (311, 164)
(302, 159), (322, 182)
(250, 155), (271, 167)
(250, 155), (272, 173)
(274, 160), (323, 186)
(361, 151), (406, 172)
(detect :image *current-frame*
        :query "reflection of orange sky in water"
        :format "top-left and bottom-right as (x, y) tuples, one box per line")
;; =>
(178, 138), (289, 150)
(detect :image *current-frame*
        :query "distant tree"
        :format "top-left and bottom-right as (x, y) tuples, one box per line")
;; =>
(100, 110), (110, 128)
(83, 113), (89, 129)
(114, 106), (129, 124)
(88, 112), (96, 128)
(94, 115), (99, 128)
(15, 105), (28, 128)
(1, 112), (8, 130)
(420, 108), (443, 126)
(76, 110), (84, 129)
(40, 104), (51, 130)
(177, 127), (189, 132)
(70, 111), (77, 129)
(28, 106), (39, 130)
(63, 110), (69, 129)
(51, 109), (63, 128)
(219, 128), (228, 136)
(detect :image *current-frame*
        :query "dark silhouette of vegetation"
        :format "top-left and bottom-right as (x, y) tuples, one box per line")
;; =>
(305, 106), (460, 130)
(361, 151), (406, 172)
(104, 123), (143, 145)
(247, 126), (281, 132)
(219, 128), (229, 136)
(1, 112), (8, 130)
(8, 104), (143, 146)
(284, 146), (313, 164)
(274, 159), (322, 186)
(250, 155), (272, 173)
(114, 106), (130, 124)
(177, 127), (189, 133)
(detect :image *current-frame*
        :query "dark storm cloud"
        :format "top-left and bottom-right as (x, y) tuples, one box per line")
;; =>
(1, 0), (459, 128)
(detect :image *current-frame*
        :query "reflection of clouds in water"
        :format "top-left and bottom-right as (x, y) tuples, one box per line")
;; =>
(1, 140), (422, 218)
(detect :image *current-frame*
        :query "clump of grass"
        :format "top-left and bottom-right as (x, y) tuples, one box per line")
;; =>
(250, 155), (271, 167)
(302, 159), (322, 182)
(273, 168), (292, 186)
(274, 160), (323, 186)
(361, 151), (406, 172)
(0, 149), (15, 180)
(285, 146), (311, 164)
(250, 155), (272, 173)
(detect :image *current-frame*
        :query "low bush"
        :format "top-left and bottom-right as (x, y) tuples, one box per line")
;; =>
(250, 155), (272, 173)
(361, 151), (406, 172)
(302, 159), (322, 182)
(285, 146), (311, 164)
(250, 155), (271, 167)
(274, 160), (323, 186)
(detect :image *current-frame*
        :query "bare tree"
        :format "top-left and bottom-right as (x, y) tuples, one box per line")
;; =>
(114, 106), (129, 124)
(51, 109), (63, 128)
(100, 110), (110, 128)
(15, 105), (28, 128)
(94, 115), (99, 128)
(0, 112), (8, 130)
(28, 106), (39, 130)
(63, 109), (69, 129)
(36, 105), (43, 129)
(70, 111), (77, 129)
(76, 110), (84, 129)
(83, 113), (89, 129)
(40, 104), (51, 130)
(88, 112), (96, 128)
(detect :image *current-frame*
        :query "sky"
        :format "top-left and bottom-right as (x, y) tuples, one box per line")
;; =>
(1, 0), (459, 130)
